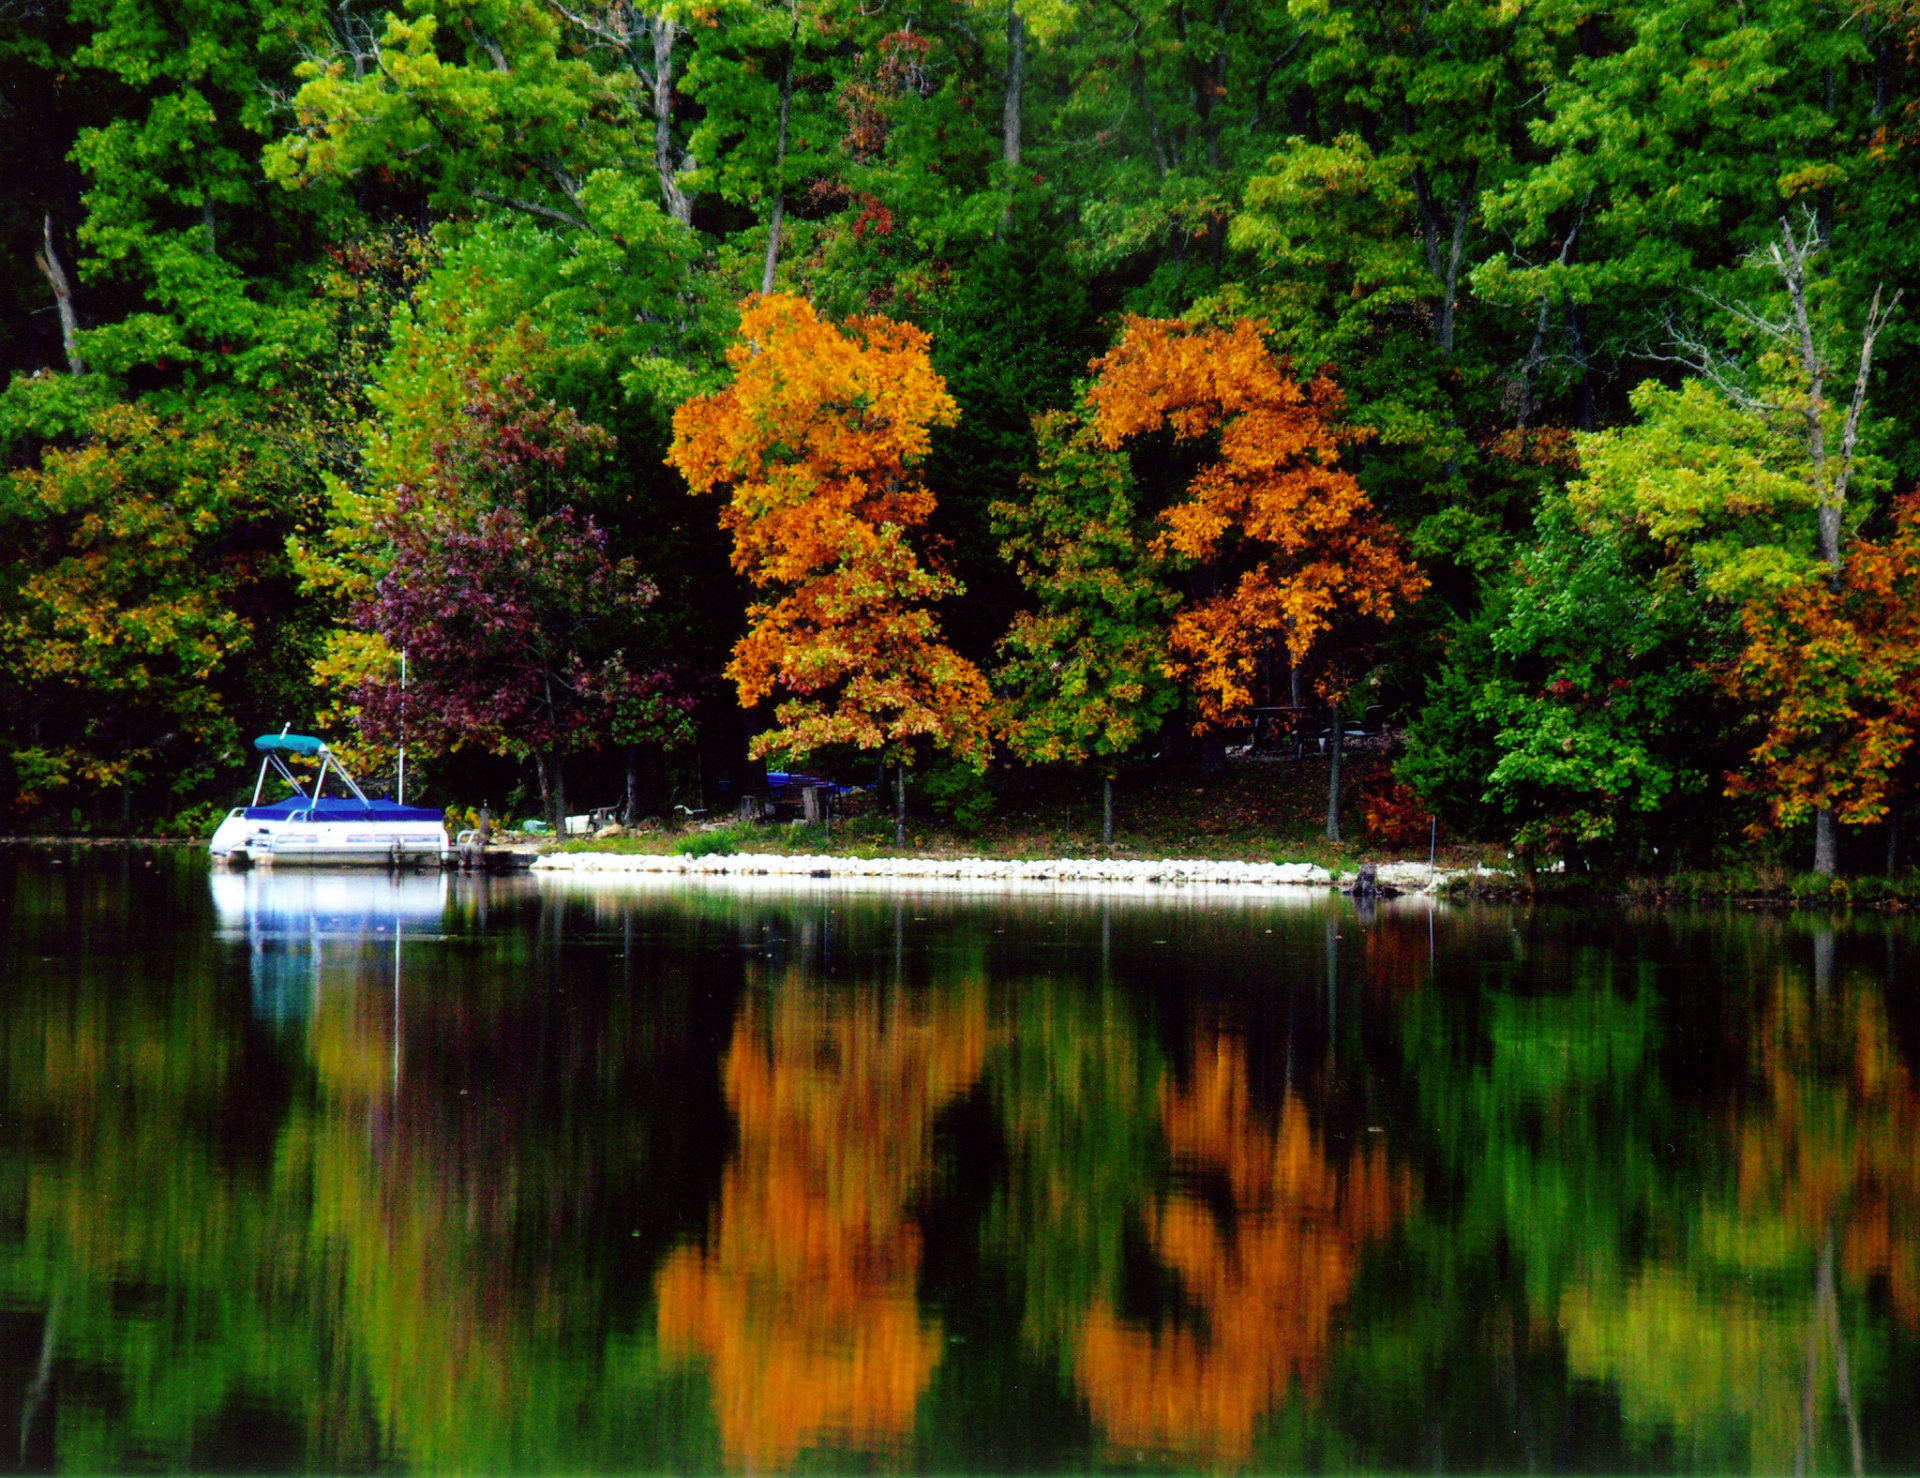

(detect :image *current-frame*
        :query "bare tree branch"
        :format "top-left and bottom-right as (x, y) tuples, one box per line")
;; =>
(471, 189), (592, 232)
(1512, 193), (1587, 429)
(1656, 208), (1904, 583)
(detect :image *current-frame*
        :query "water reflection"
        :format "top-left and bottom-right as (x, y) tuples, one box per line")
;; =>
(1073, 1032), (1413, 1469)
(2, 850), (1919, 1474)
(210, 867), (449, 1025)
(655, 965), (992, 1469)
(1561, 955), (1920, 1476)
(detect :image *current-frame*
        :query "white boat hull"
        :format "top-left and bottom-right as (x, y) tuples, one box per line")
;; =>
(211, 809), (445, 867)
(259, 822), (447, 866)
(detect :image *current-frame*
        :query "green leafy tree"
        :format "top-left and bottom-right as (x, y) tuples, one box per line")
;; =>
(0, 401), (317, 826)
(1481, 498), (1741, 871)
(992, 408), (1178, 843)
(1567, 217), (1902, 871)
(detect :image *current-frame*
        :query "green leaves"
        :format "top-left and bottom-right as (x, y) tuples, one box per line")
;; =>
(992, 408), (1179, 768)
(1569, 379), (1836, 600)
(0, 399), (319, 809)
(1402, 493), (1740, 865)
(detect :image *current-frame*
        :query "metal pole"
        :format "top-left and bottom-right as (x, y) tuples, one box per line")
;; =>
(398, 650), (408, 805)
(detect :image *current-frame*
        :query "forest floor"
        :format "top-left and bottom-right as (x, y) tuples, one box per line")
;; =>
(554, 751), (1499, 877)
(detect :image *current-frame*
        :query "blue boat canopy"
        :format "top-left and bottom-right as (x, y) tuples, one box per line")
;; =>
(255, 733), (325, 756)
(243, 797), (444, 823)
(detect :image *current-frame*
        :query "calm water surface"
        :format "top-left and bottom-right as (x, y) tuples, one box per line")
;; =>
(2, 846), (1917, 1474)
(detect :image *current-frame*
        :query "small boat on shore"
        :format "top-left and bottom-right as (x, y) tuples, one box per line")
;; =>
(209, 734), (448, 867)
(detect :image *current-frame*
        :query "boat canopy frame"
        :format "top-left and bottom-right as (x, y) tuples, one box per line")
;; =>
(250, 730), (373, 809)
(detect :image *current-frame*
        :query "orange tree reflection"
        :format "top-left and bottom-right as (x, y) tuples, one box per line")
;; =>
(1074, 1031), (1414, 1469)
(656, 976), (991, 1470)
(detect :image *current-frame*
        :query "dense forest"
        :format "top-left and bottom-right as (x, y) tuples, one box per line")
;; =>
(4, 0), (1920, 872)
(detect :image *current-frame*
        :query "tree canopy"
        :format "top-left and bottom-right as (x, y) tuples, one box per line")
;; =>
(4, 0), (1920, 870)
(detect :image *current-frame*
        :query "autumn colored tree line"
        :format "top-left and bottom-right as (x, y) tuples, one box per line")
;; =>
(8, 0), (1920, 870)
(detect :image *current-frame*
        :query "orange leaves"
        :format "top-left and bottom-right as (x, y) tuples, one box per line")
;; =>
(1085, 316), (1425, 726)
(1072, 1032), (1413, 1469)
(669, 294), (955, 588)
(667, 294), (987, 765)
(1730, 490), (1920, 829)
(654, 984), (990, 1470)
(1735, 979), (1920, 1329)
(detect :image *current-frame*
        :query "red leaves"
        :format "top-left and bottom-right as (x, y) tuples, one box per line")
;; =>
(1731, 490), (1920, 829)
(352, 377), (661, 763)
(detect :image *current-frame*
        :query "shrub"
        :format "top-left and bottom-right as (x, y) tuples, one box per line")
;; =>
(670, 824), (750, 857)
(1362, 775), (1430, 850)
(918, 759), (993, 836)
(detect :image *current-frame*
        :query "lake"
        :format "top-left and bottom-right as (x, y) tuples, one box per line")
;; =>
(2, 845), (1916, 1474)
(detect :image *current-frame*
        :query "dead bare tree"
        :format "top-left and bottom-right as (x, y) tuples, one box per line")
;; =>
(1660, 210), (1903, 874)
(544, 0), (697, 225)
(33, 216), (85, 376)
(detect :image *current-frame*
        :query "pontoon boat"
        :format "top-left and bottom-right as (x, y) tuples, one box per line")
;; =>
(209, 733), (448, 867)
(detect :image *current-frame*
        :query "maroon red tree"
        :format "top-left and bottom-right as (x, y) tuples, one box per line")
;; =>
(352, 378), (684, 827)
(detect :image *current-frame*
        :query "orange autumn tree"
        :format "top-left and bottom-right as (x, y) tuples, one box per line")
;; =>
(1085, 317), (1427, 841)
(668, 295), (989, 840)
(1731, 489), (1920, 853)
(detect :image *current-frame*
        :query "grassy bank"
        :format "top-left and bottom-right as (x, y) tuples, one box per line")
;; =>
(552, 753), (1490, 874)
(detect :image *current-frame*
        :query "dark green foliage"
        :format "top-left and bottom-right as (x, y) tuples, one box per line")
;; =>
(1, 0), (1917, 857)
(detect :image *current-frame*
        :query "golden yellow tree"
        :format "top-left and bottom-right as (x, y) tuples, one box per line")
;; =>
(1086, 316), (1427, 838)
(668, 294), (989, 838)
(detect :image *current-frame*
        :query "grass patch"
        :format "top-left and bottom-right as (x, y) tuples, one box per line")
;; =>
(668, 823), (756, 857)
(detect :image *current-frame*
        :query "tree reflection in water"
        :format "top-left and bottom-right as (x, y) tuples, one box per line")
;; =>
(656, 973), (992, 1470)
(1075, 1032), (1413, 1469)
(1561, 934), (1920, 1475)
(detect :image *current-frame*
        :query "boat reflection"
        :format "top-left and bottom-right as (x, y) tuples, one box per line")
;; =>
(210, 867), (450, 1025)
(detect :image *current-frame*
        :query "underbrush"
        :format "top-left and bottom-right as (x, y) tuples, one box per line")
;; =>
(1438, 861), (1920, 909)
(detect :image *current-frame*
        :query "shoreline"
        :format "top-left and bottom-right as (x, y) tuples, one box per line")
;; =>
(8, 837), (1906, 909)
(530, 850), (1469, 893)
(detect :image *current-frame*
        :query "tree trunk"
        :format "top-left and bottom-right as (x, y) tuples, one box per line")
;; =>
(1813, 804), (1838, 876)
(1887, 811), (1900, 875)
(1411, 165), (1476, 354)
(534, 751), (567, 833)
(894, 763), (907, 849)
(1565, 288), (1596, 431)
(1002, 2), (1024, 172)
(1514, 201), (1586, 430)
(998, 1), (1024, 235)
(535, 753), (554, 832)
(1102, 772), (1114, 846)
(624, 744), (640, 824)
(760, 38), (794, 295)
(648, 13), (693, 225)
(34, 216), (85, 376)
(1198, 728), (1228, 780)
(1325, 702), (1343, 843)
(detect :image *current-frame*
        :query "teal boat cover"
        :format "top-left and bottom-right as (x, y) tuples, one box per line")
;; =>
(254, 733), (325, 755)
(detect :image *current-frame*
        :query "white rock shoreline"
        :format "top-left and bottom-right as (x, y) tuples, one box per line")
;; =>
(532, 850), (1471, 893)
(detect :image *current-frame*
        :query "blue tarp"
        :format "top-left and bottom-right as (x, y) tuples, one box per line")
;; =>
(764, 771), (860, 795)
(243, 797), (444, 823)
